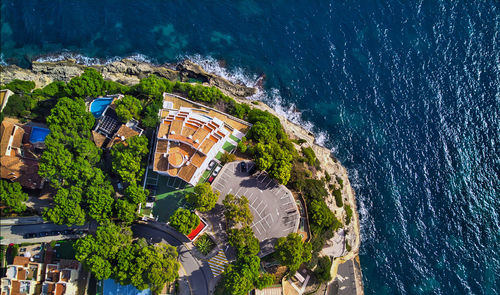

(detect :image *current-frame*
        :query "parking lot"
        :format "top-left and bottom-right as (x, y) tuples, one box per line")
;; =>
(212, 161), (300, 244)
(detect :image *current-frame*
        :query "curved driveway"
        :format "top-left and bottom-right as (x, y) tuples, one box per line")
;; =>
(132, 222), (210, 295)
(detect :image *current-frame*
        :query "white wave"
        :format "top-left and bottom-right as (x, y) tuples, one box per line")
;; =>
(183, 54), (336, 148)
(182, 54), (260, 87)
(0, 53), (6, 66)
(34, 51), (156, 66)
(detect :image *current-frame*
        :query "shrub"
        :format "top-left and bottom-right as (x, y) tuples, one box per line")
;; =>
(220, 152), (236, 164)
(333, 189), (343, 207)
(314, 256), (332, 282)
(344, 204), (353, 225)
(301, 147), (316, 167)
(194, 234), (215, 256)
(2, 79), (35, 93)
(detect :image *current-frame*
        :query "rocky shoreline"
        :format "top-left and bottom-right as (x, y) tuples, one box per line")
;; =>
(1, 58), (363, 294)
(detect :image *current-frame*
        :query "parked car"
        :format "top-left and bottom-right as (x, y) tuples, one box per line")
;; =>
(207, 176), (214, 184)
(62, 229), (73, 235)
(39, 232), (49, 237)
(49, 231), (60, 236)
(213, 166), (222, 176)
(20, 248), (26, 252)
(208, 160), (216, 169)
(23, 233), (36, 239)
(241, 161), (247, 172)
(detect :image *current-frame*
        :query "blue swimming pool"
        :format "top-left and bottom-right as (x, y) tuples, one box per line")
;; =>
(90, 97), (113, 118)
(102, 279), (151, 295)
(29, 126), (50, 143)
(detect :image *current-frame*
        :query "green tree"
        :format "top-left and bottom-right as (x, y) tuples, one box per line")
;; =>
(85, 170), (115, 223)
(43, 187), (86, 226)
(111, 136), (149, 184)
(308, 199), (337, 232)
(46, 97), (95, 137)
(115, 95), (142, 122)
(2, 94), (32, 118)
(65, 68), (105, 98)
(314, 256), (332, 282)
(124, 183), (148, 205)
(185, 182), (219, 212)
(223, 194), (253, 227)
(275, 233), (312, 275)
(115, 199), (137, 224)
(0, 180), (28, 213)
(223, 255), (272, 295)
(169, 208), (200, 235)
(227, 226), (259, 258)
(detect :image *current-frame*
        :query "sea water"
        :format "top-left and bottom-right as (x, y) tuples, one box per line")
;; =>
(1, 1), (499, 294)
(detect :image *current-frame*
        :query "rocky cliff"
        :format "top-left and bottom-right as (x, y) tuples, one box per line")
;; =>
(0, 59), (256, 99)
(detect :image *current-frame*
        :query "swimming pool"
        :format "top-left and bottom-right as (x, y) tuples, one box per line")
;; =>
(29, 126), (50, 143)
(102, 279), (151, 295)
(90, 97), (113, 118)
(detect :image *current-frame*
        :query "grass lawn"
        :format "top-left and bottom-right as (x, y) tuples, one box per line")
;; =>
(215, 151), (223, 160)
(198, 170), (211, 185)
(229, 134), (241, 143)
(152, 186), (194, 222)
(222, 141), (236, 153)
(53, 240), (76, 259)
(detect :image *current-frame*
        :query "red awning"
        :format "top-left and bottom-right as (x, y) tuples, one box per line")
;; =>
(187, 220), (206, 240)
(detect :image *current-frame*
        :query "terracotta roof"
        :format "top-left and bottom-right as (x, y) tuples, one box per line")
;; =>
(192, 128), (209, 143)
(199, 138), (216, 155)
(17, 268), (26, 280)
(91, 131), (107, 148)
(158, 122), (170, 138)
(169, 120), (183, 135)
(11, 281), (20, 294)
(156, 140), (168, 153)
(190, 152), (206, 168)
(13, 256), (30, 267)
(55, 283), (65, 295)
(178, 164), (196, 183)
(106, 125), (139, 149)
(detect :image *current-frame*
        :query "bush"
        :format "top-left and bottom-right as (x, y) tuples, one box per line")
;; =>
(2, 94), (32, 118)
(301, 147), (316, 167)
(2, 79), (35, 93)
(344, 204), (353, 225)
(336, 176), (344, 189)
(194, 234), (215, 255)
(220, 152), (236, 164)
(333, 189), (343, 207)
(314, 256), (332, 282)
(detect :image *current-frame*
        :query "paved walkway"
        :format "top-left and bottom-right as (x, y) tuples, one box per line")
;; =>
(207, 249), (229, 277)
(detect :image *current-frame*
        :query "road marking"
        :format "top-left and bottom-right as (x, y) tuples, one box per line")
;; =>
(276, 208), (280, 216)
(207, 250), (229, 277)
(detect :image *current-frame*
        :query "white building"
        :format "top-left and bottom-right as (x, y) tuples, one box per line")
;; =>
(153, 107), (230, 185)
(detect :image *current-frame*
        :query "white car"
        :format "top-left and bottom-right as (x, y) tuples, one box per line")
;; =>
(213, 166), (222, 176)
(208, 160), (216, 170)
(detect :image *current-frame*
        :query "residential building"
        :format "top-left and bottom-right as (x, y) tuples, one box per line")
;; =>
(153, 106), (230, 186)
(41, 259), (81, 295)
(1, 256), (44, 295)
(0, 118), (45, 189)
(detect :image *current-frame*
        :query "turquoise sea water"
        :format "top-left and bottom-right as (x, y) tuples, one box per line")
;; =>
(1, 1), (499, 294)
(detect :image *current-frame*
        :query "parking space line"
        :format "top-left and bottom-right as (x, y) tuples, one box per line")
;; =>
(283, 226), (295, 232)
(259, 204), (268, 215)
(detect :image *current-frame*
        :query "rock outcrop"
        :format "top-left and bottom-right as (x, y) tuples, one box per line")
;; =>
(1, 59), (256, 99)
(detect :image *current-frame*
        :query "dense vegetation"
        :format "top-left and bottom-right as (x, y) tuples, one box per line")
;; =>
(0, 180), (28, 214)
(185, 182), (219, 212)
(74, 223), (179, 293)
(275, 233), (312, 275)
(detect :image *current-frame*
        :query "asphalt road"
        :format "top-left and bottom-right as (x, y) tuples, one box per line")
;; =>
(0, 223), (88, 245)
(132, 223), (210, 295)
